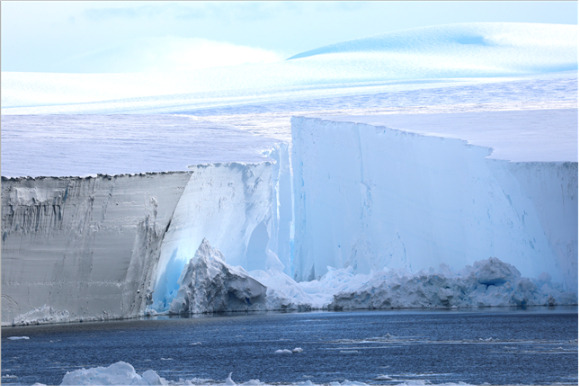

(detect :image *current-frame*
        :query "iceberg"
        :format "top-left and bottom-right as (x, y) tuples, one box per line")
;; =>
(168, 239), (267, 315)
(2, 108), (576, 325)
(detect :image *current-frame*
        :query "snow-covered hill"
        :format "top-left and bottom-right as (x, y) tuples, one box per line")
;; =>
(1, 23), (576, 115)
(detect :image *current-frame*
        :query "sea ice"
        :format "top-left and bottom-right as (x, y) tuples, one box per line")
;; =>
(60, 361), (166, 386)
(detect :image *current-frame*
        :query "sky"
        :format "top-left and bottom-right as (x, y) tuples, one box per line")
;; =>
(1, 1), (577, 73)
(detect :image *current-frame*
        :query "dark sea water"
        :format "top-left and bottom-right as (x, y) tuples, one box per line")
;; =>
(1, 308), (577, 386)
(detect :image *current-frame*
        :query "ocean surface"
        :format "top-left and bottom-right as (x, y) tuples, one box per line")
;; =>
(1, 308), (577, 386)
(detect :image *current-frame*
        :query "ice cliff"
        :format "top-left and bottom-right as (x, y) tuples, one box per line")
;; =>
(291, 112), (578, 292)
(2, 109), (577, 325)
(1, 156), (291, 325)
(1, 172), (190, 325)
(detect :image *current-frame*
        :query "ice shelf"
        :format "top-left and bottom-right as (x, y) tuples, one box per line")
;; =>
(1, 109), (577, 325)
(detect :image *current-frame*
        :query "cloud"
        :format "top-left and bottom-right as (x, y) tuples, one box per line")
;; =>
(60, 36), (284, 73)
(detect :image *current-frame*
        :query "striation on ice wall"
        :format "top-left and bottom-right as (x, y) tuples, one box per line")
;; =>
(1, 172), (191, 325)
(291, 113), (578, 290)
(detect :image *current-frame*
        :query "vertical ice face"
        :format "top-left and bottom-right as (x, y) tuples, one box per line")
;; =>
(1, 147), (293, 324)
(291, 116), (577, 290)
(150, 156), (292, 312)
(1, 173), (191, 325)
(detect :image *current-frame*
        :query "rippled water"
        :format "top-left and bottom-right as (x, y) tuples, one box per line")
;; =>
(2, 308), (577, 385)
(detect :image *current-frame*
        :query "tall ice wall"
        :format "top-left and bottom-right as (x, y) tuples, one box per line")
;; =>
(1, 155), (292, 324)
(150, 161), (291, 312)
(291, 116), (578, 290)
(1, 173), (191, 325)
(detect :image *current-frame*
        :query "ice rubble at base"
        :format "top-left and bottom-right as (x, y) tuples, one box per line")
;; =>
(156, 239), (575, 313)
(329, 257), (577, 310)
(168, 238), (266, 315)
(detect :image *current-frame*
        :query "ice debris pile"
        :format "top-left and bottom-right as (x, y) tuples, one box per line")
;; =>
(168, 238), (267, 315)
(329, 257), (577, 310)
(162, 240), (574, 313)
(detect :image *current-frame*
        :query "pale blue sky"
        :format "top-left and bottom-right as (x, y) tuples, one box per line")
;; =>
(2, 1), (577, 72)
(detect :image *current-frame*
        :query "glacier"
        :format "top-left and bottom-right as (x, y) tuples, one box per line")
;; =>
(1, 22), (578, 325)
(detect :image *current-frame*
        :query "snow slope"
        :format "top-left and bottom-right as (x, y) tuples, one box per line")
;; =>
(1, 23), (576, 115)
(291, 113), (577, 290)
(0, 114), (279, 177)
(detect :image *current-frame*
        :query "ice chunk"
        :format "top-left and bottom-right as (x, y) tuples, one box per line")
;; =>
(469, 257), (521, 286)
(60, 361), (165, 386)
(6, 336), (29, 340)
(169, 239), (267, 315)
(275, 349), (293, 355)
